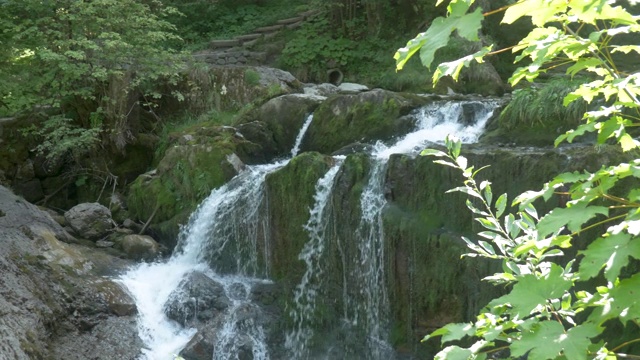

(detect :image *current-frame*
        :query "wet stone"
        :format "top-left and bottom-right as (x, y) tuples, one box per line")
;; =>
(164, 272), (231, 326)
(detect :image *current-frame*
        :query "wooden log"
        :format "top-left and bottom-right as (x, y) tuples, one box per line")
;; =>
(235, 33), (263, 41)
(277, 16), (304, 25)
(255, 24), (284, 33)
(297, 10), (320, 19)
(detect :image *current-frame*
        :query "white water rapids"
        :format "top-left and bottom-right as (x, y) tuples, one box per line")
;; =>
(117, 100), (498, 360)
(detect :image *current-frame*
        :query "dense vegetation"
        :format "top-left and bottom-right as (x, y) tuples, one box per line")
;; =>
(3, 1), (639, 357)
(399, 0), (640, 358)
(0, 0), (469, 163)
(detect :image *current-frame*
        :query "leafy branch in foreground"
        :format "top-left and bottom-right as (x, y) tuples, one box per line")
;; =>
(401, 0), (640, 358)
(423, 135), (640, 359)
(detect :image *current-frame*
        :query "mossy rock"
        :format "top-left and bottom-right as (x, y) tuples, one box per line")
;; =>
(236, 93), (325, 161)
(265, 152), (334, 282)
(301, 89), (430, 154)
(381, 144), (630, 355)
(127, 127), (249, 247)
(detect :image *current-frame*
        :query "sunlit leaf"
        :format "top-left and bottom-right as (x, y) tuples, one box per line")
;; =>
(537, 203), (608, 237)
(489, 263), (571, 317)
(394, 3), (482, 70)
(579, 233), (640, 282)
(495, 193), (508, 218)
(423, 322), (475, 343)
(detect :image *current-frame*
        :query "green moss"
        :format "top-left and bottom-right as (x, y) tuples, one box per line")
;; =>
(381, 148), (577, 354)
(481, 77), (588, 146)
(304, 90), (421, 154)
(244, 69), (261, 87)
(265, 152), (332, 282)
(127, 132), (242, 246)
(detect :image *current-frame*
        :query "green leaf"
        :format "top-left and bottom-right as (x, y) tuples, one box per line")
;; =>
(512, 321), (599, 360)
(619, 133), (639, 151)
(432, 46), (492, 85)
(555, 123), (597, 146)
(566, 58), (604, 77)
(423, 322), (475, 343)
(421, 149), (448, 157)
(511, 321), (565, 359)
(502, 0), (568, 26)
(610, 45), (640, 55)
(537, 203), (608, 237)
(495, 193), (507, 218)
(484, 184), (493, 207)
(593, 273), (640, 323)
(434, 345), (473, 360)
(489, 263), (571, 317)
(394, 4), (482, 70)
(578, 233), (640, 282)
(446, 135), (462, 158)
(447, 186), (482, 199)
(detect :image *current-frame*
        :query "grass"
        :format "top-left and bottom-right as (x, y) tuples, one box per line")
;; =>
(499, 76), (588, 130)
(154, 109), (238, 162)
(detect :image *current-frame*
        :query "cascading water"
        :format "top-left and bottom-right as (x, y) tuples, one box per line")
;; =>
(119, 114), (315, 360)
(285, 158), (344, 358)
(282, 99), (499, 359)
(345, 100), (498, 359)
(118, 99), (499, 360)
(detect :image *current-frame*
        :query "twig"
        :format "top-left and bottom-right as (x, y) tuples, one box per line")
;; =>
(139, 203), (160, 235)
(36, 179), (74, 206)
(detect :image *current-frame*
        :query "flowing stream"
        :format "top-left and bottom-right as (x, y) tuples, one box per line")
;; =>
(118, 100), (498, 360)
(118, 115), (315, 360)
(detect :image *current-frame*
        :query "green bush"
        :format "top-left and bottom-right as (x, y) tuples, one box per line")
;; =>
(499, 77), (588, 130)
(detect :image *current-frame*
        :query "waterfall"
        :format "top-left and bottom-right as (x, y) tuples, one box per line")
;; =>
(118, 99), (499, 360)
(119, 113), (315, 360)
(290, 114), (314, 158)
(285, 158), (344, 358)
(281, 99), (498, 359)
(343, 100), (497, 359)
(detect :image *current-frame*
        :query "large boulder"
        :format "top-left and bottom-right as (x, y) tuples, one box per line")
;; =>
(64, 202), (113, 240)
(127, 126), (255, 248)
(164, 271), (231, 327)
(236, 93), (326, 161)
(301, 89), (431, 154)
(207, 66), (302, 112)
(118, 234), (161, 261)
(0, 185), (141, 359)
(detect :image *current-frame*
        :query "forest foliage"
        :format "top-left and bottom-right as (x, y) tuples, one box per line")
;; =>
(398, 0), (640, 358)
(0, 0), (451, 162)
(1, 0), (185, 158)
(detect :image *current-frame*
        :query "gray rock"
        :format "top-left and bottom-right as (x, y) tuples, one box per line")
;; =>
(122, 218), (143, 233)
(164, 271), (231, 326)
(237, 93), (324, 159)
(303, 83), (338, 97)
(33, 153), (63, 178)
(119, 234), (160, 260)
(0, 185), (141, 359)
(15, 159), (35, 180)
(180, 330), (215, 360)
(226, 153), (246, 174)
(92, 279), (137, 316)
(338, 82), (369, 93)
(95, 240), (115, 248)
(64, 203), (113, 240)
